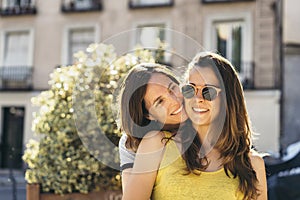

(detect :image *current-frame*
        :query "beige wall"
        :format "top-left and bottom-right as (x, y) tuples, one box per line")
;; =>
(0, 0), (278, 89)
(283, 0), (300, 44)
(245, 90), (280, 154)
(254, 0), (277, 88)
(0, 0), (280, 154)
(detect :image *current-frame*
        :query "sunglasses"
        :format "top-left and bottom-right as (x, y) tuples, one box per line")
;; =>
(181, 84), (221, 101)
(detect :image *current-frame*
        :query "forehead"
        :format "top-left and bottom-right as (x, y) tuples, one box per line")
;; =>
(144, 73), (174, 104)
(148, 72), (173, 85)
(189, 66), (219, 85)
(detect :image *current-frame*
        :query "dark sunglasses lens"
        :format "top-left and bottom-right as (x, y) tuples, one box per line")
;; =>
(202, 87), (217, 101)
(181, 85), (195, 99)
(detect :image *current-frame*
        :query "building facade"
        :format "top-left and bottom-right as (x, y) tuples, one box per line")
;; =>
(0, 0), (280, 171)
(282, 0), (300, 151)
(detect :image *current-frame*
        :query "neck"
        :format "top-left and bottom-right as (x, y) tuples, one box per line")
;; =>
(162, 123), (180, 133)
(193, 124), (209, 143)
(193, 122), (221, 159)
(205, 149), (223, 172)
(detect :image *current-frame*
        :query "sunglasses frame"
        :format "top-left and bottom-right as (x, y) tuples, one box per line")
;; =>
(181, 83), (221, 101)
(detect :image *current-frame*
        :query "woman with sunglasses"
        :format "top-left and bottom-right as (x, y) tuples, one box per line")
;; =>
(121, 53), (267, 200)
(160, 52), (266, 200)
(118, 63), (188, 192)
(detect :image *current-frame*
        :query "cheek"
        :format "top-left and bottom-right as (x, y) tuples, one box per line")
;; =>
(149, 106), (167, 119)
(184, 99), (193, 110)
(211, 99), (221, 116)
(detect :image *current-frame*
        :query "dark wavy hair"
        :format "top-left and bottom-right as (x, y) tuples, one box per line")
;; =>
(119, 63), (180, 152)
(181, 52), (259, 200)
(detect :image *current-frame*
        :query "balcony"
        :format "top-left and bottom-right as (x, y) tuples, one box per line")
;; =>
(0, 0), (37, 16)
(61, 0), (102, 13)
(0, 66), (33, 91)
(238, 62), (255, 90)
(202, 0), (254, 3)
(129, 0), (174, 9)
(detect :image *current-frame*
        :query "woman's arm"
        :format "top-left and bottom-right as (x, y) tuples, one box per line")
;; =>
(250, 152), (268, 200)
(119, 134), (135, 191)
(122, 131), (165, 200)
(121, 168), (132, 192)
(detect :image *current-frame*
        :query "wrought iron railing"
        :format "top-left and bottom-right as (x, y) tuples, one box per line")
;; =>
(0, 0), (37, 16)
(129, 0), (174, 9)
(237, 61), (255, 90)
(0, 66), (33, 90)
(61, 0), (102, 13)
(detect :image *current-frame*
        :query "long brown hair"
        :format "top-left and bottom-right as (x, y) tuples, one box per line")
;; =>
(119, 63), (180, 152)
(182, 52), (259, 200)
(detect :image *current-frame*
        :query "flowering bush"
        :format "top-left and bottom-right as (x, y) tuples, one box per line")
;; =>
(22, 43), (155, 194)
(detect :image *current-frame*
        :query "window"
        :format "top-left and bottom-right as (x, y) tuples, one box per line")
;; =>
(2, 0), (33, 8)
(3, 31), (30, 67)
(202, 0), (254, 3)
(61, 0), (102, 12)
(135, 24), (166, 47)
(67, 27), (95, 64)
(204, 12), (253, 88)
(213, 21), (253, 87)
(134, 23), (170, 63)
(0, 30), (33, 90)
(0, 0), (37, 16)
(214, 21), (242, 72)
(129, 0), (173, 8)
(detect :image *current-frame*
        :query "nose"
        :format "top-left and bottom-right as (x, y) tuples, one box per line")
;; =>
(194, 89), (205, 101)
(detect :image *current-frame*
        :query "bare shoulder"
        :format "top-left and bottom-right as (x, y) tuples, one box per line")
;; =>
(249, 151), (266, 171)
(249, 151), (268, 199)
(137, 131), (165, 154)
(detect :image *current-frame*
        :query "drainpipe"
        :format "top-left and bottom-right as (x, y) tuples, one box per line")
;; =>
(271, 0), (284, 157)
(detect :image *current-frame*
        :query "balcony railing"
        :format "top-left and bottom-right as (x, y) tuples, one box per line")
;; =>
(0, 66), (33, 90)
(0, 0), (37, 16)
(238, 62), (255, 90)
(129, 0), (174, 9)
(61, 0), (102, 13)
(202, 0), (254, 3)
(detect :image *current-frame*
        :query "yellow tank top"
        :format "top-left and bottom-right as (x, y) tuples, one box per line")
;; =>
(151, 133), (244, 200)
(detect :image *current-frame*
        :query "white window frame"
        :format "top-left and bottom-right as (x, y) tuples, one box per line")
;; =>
(0, 28), (34, 67)
(62, 24), (100, 65)
(132, 20), (172, 63)
(203, 11), (253, 65)
(203, 12), (253, 84)
(130, 0), (172, 6)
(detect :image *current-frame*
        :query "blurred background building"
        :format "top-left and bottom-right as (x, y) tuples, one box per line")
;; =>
(0, 0), (295, 180)
(282, 0), (300, 153)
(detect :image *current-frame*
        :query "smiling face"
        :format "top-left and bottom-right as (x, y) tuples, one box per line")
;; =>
(144, 73), (188, 125)
(184, 66), (221, 130)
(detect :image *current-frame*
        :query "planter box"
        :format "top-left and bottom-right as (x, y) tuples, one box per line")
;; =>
(27, 184), (122, 200)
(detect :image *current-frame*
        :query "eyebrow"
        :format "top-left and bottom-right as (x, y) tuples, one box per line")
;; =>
(152, 82), (173, 106)
(189, 82), (219, 88)
(167, 82), (173, 90)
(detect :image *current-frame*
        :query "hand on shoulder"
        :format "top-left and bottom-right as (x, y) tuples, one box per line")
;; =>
(132, 131), (166, 174)
(137, 131), (166, 154)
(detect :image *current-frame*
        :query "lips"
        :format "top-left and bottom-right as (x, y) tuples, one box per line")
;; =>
(171, 105), (183, 115)
(192, 107), (209, 113)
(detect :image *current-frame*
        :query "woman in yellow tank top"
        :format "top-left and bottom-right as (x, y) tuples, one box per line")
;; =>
(121, 53), (267, 200)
